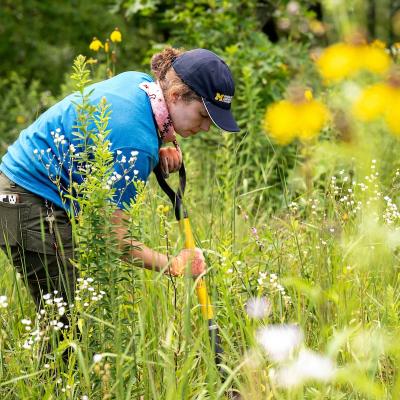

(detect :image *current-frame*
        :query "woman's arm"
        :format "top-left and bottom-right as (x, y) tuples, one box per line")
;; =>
(111, 209), (205, 276)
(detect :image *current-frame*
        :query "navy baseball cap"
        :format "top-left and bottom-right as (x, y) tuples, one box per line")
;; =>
(172, 49), (240, 133)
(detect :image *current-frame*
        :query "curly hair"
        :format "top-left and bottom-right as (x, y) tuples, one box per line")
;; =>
(151, 47), (201, 103)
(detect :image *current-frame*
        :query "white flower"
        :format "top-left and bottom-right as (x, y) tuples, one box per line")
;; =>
(82, 395), (89, 400)
(21, 318), (31, 325)
(134, 170), (139, 175)
(131, 150), (138, 156)
(275, 349), (335, 388)
(93, 353), (103, 363)
(33, 149), (38, 154)
(0, 295), (8, 308)
(246, 297), (271, 319)
(117, 150), (122, 155)
(55, 128), (61, 133)
(58, 306), (65, 316)
(256, 324), (303, 362)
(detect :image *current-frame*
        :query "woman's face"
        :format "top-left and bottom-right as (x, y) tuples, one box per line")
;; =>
(167, 94), (212, 137)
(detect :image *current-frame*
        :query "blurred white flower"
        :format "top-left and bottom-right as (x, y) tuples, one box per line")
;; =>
(256, 324), (303, 362)
(276, 349), (335, 388)
(93, 353), (103, 363)
(0, 295), (8, 308)
(246, 297), (271, 319)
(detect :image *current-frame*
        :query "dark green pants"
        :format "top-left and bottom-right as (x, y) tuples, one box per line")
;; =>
(0, 172), (77, 309)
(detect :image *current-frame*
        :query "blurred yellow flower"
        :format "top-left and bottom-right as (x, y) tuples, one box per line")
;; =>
(371, 39), (386, 49)
(304, 89), (313, 101)
(105, 39), (110, 53)
(264, 100), (298, 145)
(316, 42), (392, 83)
(352, 83), (392, 121)
(89, 37), (103, 52)
(297, 100), (330, 140)
(264, 97), (329, 145)
(353, 80), (400, 136)
(384, 91), (400, 135)
(156, 204), (170, 215)
(110, 28), (122, 43)
(16, 115), (26, 124)
(316, 43), (360, 82)
(361, 46), (391, 75)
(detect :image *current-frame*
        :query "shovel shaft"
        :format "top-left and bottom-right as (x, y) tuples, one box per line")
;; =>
(180, 217), (214, 320)
(180, 216), (224, 367)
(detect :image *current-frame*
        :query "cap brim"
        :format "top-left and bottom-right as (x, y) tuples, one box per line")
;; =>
(202, 98), (240, 133)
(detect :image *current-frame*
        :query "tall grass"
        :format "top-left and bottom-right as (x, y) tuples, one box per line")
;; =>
(2, 32), (400, 400)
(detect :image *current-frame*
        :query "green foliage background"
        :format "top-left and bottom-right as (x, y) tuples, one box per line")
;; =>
(3, 2), (400, 398)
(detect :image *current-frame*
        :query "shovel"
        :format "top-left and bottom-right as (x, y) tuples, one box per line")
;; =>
(154, 161), (241, 399)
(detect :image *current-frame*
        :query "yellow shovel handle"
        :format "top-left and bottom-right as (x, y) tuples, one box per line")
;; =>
(181, 217), (214, 320)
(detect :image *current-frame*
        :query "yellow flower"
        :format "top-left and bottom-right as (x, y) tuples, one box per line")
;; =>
(316, 43), (360, 82)
(89, 37), (103, 52)
(384, 91), (400, 135)
(86, 58), (98, 65)
(110, 28), (122, 43)
(352, 83), (392, 121)
(361, 45), (391, 75)
(304, 89), (313, 101)
(371, 39), (386, 49)
(352, 80), (400, 136)
(16, 115), (26, 124)
(297, 100), (330, 140)
(316, 42), (392, 83)
(264, 100), (298, 145)
(104, 39), (110, 53)
(264, 98), (329, 144)
(156, 204), (170, 215)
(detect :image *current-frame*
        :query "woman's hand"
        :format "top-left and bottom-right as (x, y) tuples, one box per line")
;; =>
(170, 248), (206, 277)
(159, 146), (182, 178)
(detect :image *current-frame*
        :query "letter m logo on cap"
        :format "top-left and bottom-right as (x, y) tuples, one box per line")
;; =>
(214, 92), (232, 104)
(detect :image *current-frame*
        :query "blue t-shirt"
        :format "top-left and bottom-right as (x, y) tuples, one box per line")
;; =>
(0, 71), (161, 211)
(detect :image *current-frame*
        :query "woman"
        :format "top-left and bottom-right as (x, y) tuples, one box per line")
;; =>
(0, 47), (240, 314)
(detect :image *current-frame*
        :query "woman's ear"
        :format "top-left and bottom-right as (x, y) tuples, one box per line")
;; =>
(167, 90), (180, 104)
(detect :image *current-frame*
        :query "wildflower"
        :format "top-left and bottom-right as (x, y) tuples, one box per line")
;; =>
(275, 349), (335, 387)
(104, 39), (110, 53)
(256, 324), (303, 362)
(246, 297), (271, 319)
(352, 79), (400, 135)
(16, 115), (26, 125)
(0, 295), (8, 308)
(309, 20), (326, 36)
(89, 37), (103, 52)
(264, 91), (329, 144)
(110, 27), (122, 43)
(316, 42), (391, 83)
(286, 1), (300, 15)
(93, 353), (103, 363)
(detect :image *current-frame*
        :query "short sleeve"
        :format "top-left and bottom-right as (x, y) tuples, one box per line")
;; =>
(111, 148), (157, 209)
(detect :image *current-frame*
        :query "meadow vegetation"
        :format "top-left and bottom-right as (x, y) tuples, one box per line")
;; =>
(2, 1), (400, 399)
